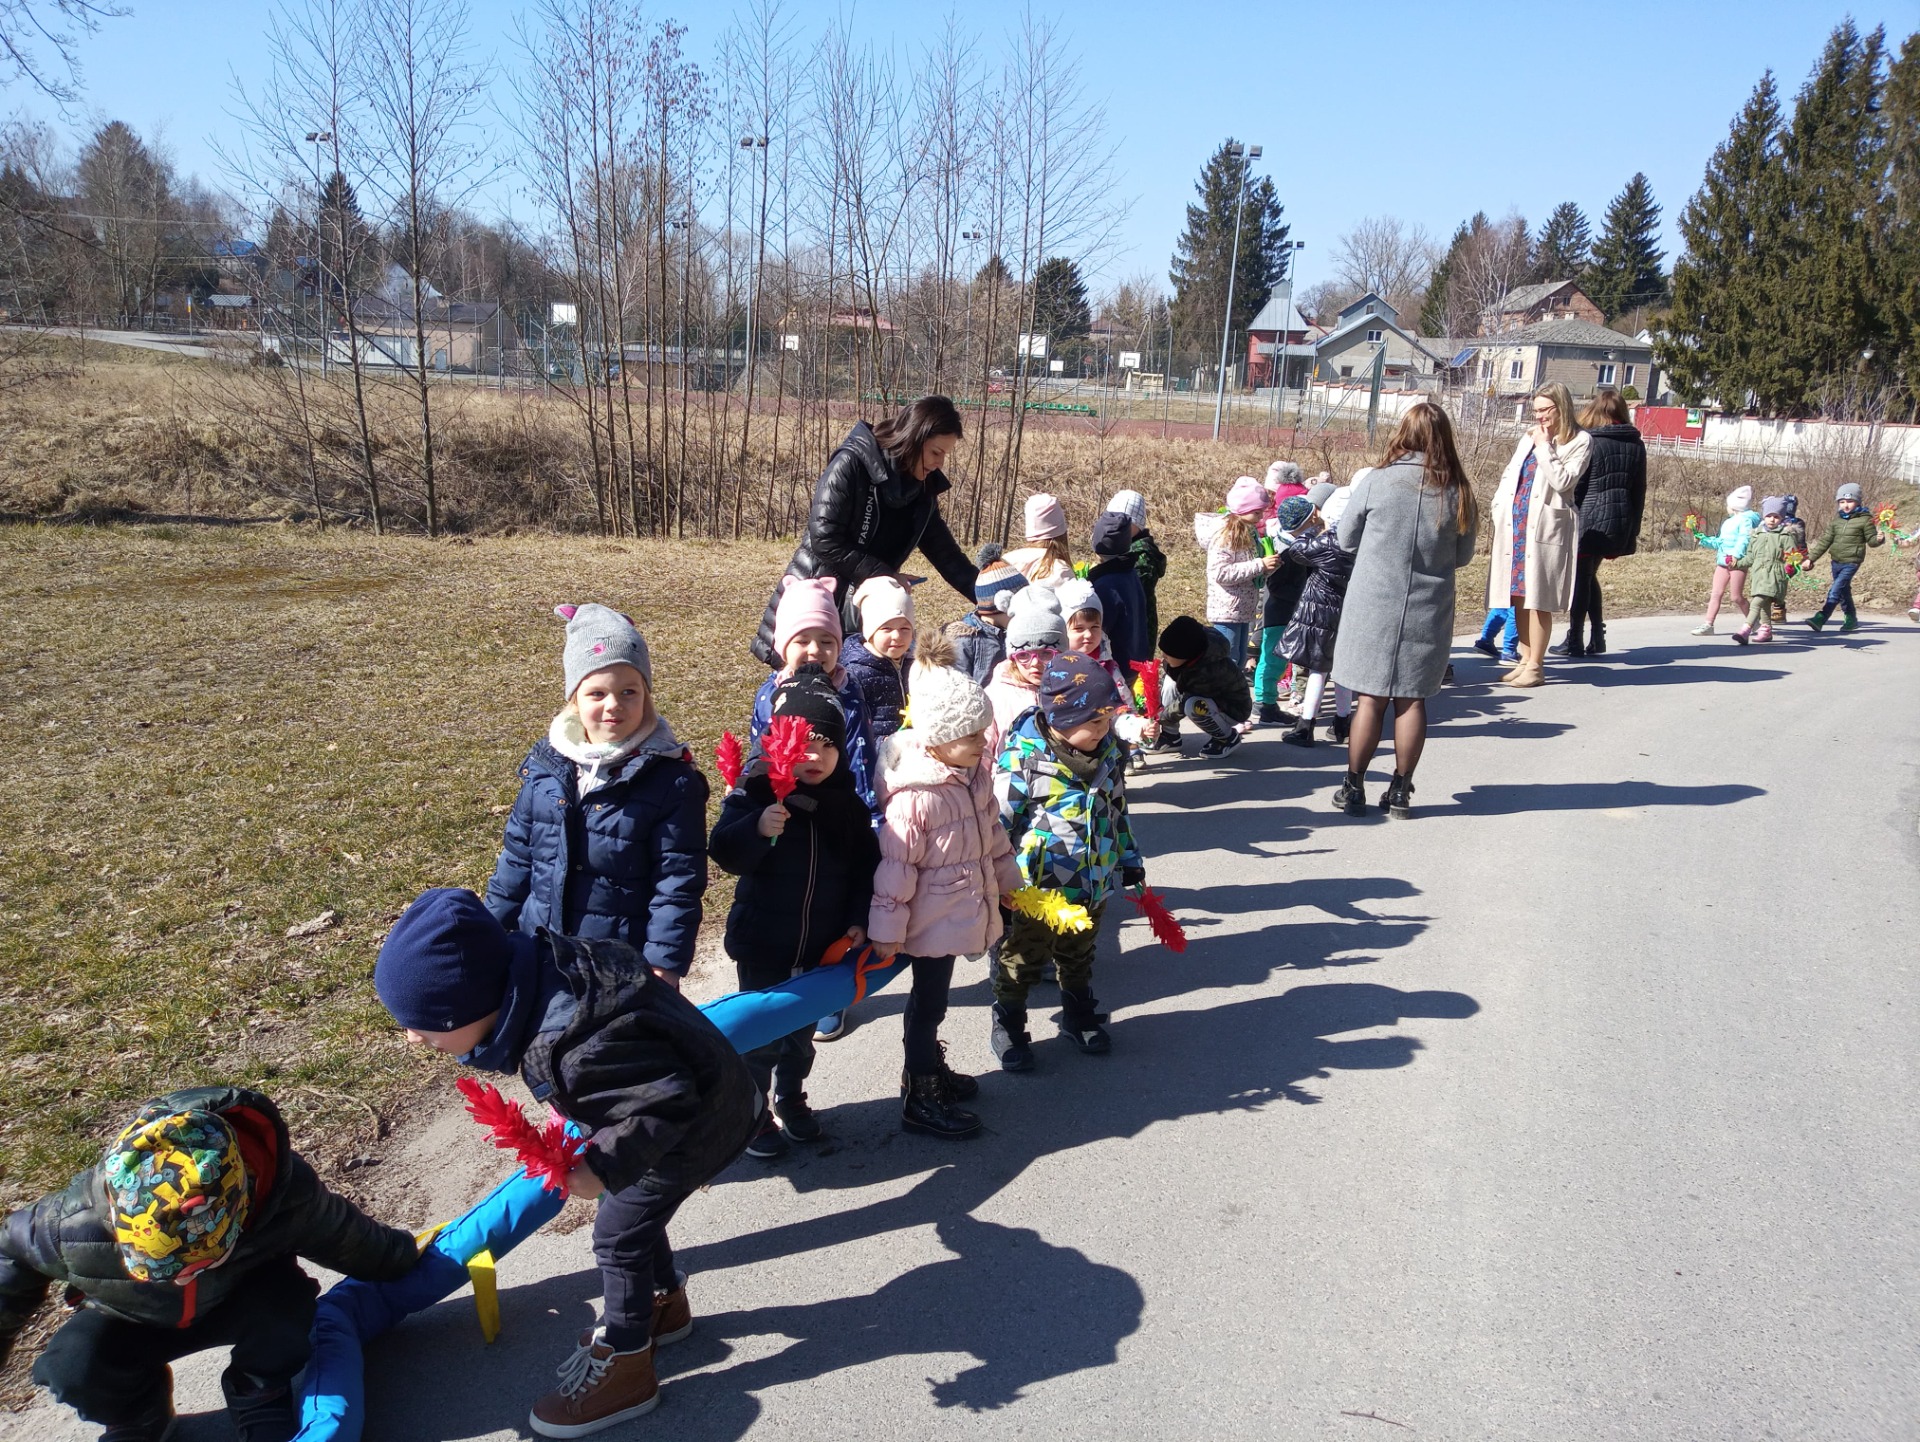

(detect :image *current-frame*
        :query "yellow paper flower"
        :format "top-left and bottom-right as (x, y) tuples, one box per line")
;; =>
(1006, 885), (1093, 934)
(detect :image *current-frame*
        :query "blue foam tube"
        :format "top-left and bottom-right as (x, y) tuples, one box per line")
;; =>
(295, 945), (908, 1440)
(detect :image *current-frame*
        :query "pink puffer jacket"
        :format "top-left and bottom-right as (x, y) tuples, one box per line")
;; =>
(869, 730), (1022, 958)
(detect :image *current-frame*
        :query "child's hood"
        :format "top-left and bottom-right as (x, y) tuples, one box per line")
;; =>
(878, 727), (973, 793)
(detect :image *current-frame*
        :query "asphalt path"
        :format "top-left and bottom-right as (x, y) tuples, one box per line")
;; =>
(13, 616), (1919, 1441)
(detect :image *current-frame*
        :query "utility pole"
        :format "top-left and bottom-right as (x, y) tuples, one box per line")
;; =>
(1212, 142), (1261, 441)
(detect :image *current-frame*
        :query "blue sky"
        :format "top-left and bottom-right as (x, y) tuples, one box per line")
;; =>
(12, 0), (1917, 292)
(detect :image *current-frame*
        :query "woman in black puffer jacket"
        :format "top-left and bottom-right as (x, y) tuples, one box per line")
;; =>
(751, 397), (979, 666)
(1559, 389), (1646, 656)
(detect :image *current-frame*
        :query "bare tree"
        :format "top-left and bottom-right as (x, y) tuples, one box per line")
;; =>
(0, 0), (127, 104)
(1330, 215), (1436, 320)
(360, 0), (490, 536)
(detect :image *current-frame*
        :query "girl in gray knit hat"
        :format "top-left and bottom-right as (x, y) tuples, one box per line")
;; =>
(481, 604), (710, 982)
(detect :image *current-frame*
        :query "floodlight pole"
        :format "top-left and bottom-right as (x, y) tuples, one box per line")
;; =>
(1212, 142), (1260, 441)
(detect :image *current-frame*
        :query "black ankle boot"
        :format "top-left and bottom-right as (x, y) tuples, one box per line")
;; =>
(902, 1074), (981, 1138)
(1057, 988), (1111, 1054)
(899, 1040), (979, 1101)
(1280, 718), (1315, 747)
(1329, 713), (1351, 743)
(1382, 773), (1415, 819)
(1332, 772), (1367, 815)
(1585, 622), (1607, 655)
(990, 1002), (1034, 1072)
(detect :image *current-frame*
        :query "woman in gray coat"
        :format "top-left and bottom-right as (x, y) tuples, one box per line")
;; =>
(1329, 402), (1480, 820)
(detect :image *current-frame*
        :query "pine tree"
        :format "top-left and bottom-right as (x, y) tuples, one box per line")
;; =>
(1419, 218), (1471, 336)
(1030, 256), (1091, 341)
(1778, 21), (1889, 409)
(1662, 73), (1793, 410)
(1168, 139), (1290, 373)
(1584, 174), (1665, 321)
(316, 170), (375, 296)
(1531, 202), (1592, 281)
(1879, 31), (1920, 413)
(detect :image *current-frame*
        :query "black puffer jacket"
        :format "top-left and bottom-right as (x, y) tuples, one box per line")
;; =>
(1167, 628), (1252, 723)
(0, 1087), (415, 1352)
(708, 762), (881, 977)
(1574, 424), (1647, 558)
(1262, 536), (1312, 629)
(510, 934), (761, 1194)
(752, 422), (978, 664)
(1277, 531), (1355, 674)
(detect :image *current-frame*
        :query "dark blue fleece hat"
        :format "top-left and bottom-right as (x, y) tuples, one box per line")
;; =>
(375, 888), (514, 1032)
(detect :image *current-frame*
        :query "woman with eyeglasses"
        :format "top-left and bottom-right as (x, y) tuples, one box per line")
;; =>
(1486, 381), (1590, 687)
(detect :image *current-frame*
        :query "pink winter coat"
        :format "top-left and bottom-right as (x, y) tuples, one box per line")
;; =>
(868, 730), (1022, 958)
(984, 658), (1041, 757)
(1205, 539), (1265, 624)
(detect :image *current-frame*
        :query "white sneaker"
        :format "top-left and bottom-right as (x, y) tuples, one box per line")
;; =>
(1690, 622), (1714, 636)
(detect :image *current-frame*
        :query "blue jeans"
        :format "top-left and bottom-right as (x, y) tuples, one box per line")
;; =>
(1823, 561), (1860, 619)
(1211, 621), (1251, 667)
(1477, 608), (1518, 651)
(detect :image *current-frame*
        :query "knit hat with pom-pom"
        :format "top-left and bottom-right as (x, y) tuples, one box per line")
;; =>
(907, 629), (994, 747)
(974, 556), (1028, 608)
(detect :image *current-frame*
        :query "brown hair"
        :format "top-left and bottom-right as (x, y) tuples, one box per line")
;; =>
(1381, 401), (1478, 536)
(1579, 388), (1631, 427)
(1216, 514), (1258, 556)
(871, 395), (964, 474)
(1019, 536), (1072, 578)
(1532, 381), (1580, 445)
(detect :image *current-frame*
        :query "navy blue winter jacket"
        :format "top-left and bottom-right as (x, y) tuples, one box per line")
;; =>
(1087, 555), (1149, 677)
(749, 667), (880, 822)
(840, 634), (911, 740)
(484, 716), (710, 976)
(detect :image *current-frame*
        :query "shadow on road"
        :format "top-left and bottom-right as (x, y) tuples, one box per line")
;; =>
(1430, 780), (1765, 816)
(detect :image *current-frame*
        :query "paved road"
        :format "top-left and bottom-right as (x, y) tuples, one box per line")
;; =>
(13, 616), (1918, 1441)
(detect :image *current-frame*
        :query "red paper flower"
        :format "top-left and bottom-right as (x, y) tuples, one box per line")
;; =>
(1128, 886), (1188, 953)
(714, 732), (744, 791)
(455, 1076), (588, 1195)
(762, 714), (812, 803)
(1129, 660), (1162, 724)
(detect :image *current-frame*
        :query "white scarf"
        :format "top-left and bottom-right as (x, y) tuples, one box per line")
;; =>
(548, 709), (676, 795)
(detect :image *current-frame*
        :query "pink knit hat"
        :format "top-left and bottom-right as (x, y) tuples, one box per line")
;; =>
(1226, 476), (1267, 517)
(1023, 492), (1068, 540)
(773, 575), (843, 657)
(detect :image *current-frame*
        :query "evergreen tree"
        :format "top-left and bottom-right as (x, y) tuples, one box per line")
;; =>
(1583, 174), (1665, 321)
(1531, 202), (1592, 281)
(1777, 20), (1889, 407)
(1168, 138), (1290, 373)
(1879, 31), (1920, 412)
(1030, 255), (1091, 341)
(316, 170), (375, 295)
(1419, 218), (1471, 336)
(1662, 73), (1794, 409)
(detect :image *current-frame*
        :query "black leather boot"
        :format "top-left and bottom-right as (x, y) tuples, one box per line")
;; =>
(899, 1041), (979, 1100)
(901, 1074), (981, 1138)
(1057, 988), (1111, 1054)
(990, 1002), (1034, 1072)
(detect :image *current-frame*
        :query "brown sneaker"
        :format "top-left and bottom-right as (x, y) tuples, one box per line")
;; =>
(529, 1328), (659, 1438)
(652, 1273), (693, 1346)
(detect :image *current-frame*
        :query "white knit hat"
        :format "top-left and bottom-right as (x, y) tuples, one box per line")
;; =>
(912, 662), (994, 747)
(1726, 485), (1753, 514)
(1023, 492), (1068, 540)
(1106, 490), (1147, 529)
(1055, 577), (1101, 617)
(851, 575), (914, 634)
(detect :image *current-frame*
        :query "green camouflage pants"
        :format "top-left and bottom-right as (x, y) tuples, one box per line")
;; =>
(994, 899), (1107, 1007)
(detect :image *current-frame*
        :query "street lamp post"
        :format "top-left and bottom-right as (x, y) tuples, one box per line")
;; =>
(305, 130), (332, 374)
(1212, 142), (1260, 441)
(1270, 238), (1305, 433)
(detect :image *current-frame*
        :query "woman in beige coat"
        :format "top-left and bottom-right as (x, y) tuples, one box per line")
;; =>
(1486, 381), (1590, 686)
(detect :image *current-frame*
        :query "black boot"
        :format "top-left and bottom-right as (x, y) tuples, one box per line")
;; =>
(990, 1002), (1034, 1072)
(899, 1040), (979, 1101)
(1332, 772), (1367, 816)
(1381, 773), (1415, 819)
(1057, 988), (1111, 1054)
(772, 1091), (822, 1142)
(223, 1369), (299, 1442)
(902, 1073), (981, 1138)
(1585, 622), (1607, 655)
(1329, 712), (1351, 743)
(1280, 718), (1315, 747)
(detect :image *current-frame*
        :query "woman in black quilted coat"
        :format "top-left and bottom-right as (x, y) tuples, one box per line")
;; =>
(1558, 389), (1646, 657)
(751, 397), (979, 665)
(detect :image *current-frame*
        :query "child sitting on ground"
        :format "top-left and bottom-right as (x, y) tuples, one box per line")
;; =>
(709, 666), (880, 1160)
(869, 633), (1022, 1136)
(486, 604), (708, 981)
(1692, 485), (1759, 636)
(1279, 481), (1359, 748)
(1201, 476), (1279, 669)
(1149, 615), (1253, 758)
(1803, 481), (1885, 634)
(840, 576), (916, 739)
(1731, 496), (1793, 645)
(377, 888), (761, 1439)
(948, 545), (1027, 685)
(985, 586), (1067, 755)
(0, 1087), (418, 1442)
(1108, 489), (1167, 646)
(991, 652), (1144, 1067)
(1086, 511), (1150, 677)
